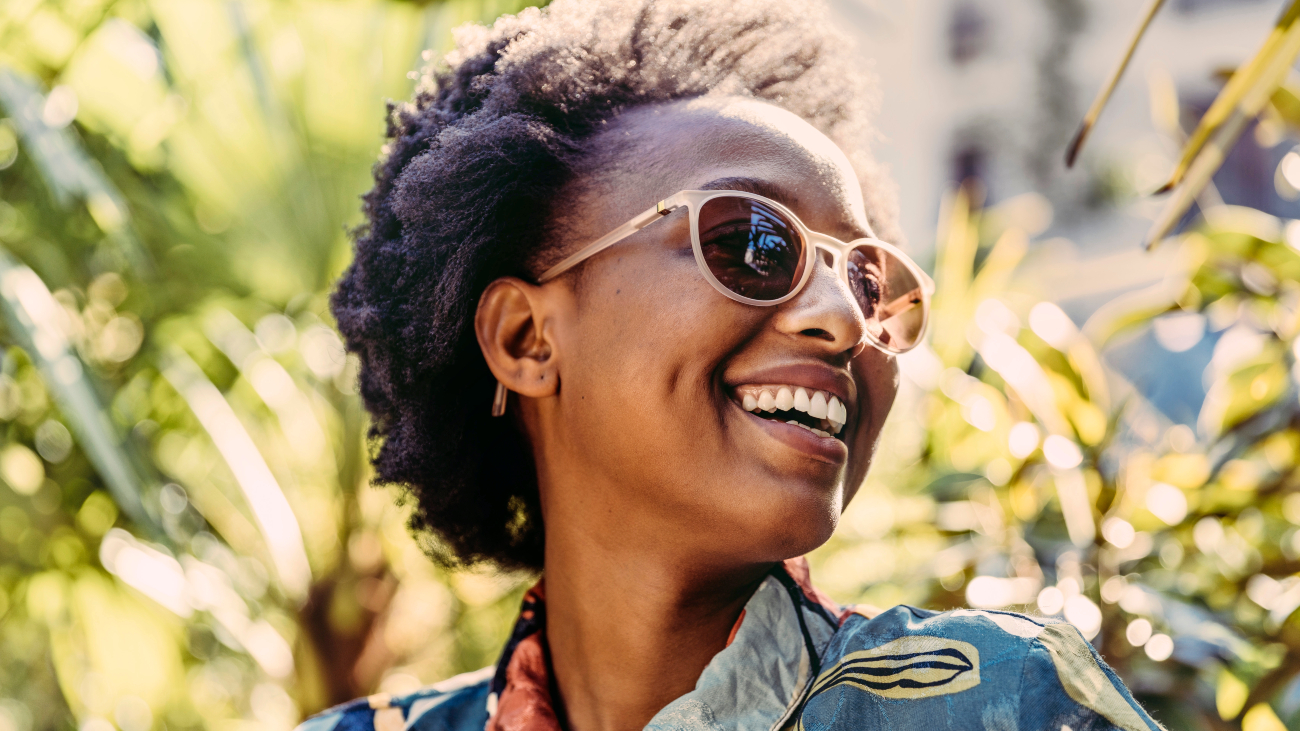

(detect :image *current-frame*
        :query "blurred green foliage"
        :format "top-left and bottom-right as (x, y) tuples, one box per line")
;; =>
(0, 2), (540, 730)
(810, 5), (1300, 729)
(810, 186), (1300, 731)
(6, 2), (1300, 731)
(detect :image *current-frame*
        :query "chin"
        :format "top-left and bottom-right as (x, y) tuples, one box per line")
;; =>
(733, 481), (842, 561)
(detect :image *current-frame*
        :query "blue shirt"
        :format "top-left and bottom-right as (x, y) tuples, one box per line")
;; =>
(297, 562), (1165, 731)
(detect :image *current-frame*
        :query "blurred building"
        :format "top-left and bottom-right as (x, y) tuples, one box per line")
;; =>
(834, 0), (1292, 429)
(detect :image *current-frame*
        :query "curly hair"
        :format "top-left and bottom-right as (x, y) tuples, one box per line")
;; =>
(331, 0), (898, 571)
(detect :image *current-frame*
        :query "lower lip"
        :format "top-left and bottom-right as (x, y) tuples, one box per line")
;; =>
(738, 406), (848, 464)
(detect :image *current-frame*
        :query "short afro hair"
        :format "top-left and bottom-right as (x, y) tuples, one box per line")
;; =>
(331, 0), (898, 572)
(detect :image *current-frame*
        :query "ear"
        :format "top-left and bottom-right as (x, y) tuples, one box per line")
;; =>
(475, 277), (560, 400)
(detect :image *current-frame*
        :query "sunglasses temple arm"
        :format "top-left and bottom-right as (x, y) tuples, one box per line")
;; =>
(496, 197), (679, 416)
(537, 198), (678, 284)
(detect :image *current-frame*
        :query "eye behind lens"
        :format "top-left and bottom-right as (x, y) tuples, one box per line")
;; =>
(697, 195), (806, 302)
(849, 244), (927, 352)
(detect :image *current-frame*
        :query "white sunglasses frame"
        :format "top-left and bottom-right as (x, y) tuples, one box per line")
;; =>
(491, 189), (936, 416)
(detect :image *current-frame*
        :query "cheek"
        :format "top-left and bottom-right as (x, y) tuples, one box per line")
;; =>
(554, 258), (773, 513)
(562, 254), (752, 419)
(871, 357), (901, 422)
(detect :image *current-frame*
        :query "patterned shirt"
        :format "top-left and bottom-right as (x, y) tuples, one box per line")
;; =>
(297, 558), (1166, 731)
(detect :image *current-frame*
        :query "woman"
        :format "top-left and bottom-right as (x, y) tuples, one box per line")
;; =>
(306, 1), (1166, 730)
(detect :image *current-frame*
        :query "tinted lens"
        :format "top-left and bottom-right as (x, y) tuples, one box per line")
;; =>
(847, 244), (927, 352)
(697, 196), (807, 301)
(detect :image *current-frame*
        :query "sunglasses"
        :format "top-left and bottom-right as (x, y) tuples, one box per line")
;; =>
(491, 190), (934, 416)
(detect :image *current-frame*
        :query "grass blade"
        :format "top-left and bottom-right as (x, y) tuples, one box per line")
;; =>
(1157, 0), (1300, 193)
(1145, 16), (1300, 248)
(1065, 0), (1167, 168)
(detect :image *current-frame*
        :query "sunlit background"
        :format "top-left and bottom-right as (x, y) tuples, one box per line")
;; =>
(3, 0), (1300, 730)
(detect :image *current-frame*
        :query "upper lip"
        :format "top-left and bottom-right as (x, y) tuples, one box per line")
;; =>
(726, 362), (857, 416)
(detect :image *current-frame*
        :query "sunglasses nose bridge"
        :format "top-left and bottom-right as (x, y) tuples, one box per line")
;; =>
(808, 240), (861, 301)
(796, 242), (873, 341)
(807, 238), (842, 269)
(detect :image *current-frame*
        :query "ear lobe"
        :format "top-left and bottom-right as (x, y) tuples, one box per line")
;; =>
(475, 277), (559, 399)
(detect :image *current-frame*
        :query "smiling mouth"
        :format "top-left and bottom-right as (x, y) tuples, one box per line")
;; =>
(734, 385), (848, 440)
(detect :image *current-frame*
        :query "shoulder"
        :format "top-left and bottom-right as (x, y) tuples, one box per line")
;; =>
(295, 667), (493, 731)
(799, 606), (1165, 731)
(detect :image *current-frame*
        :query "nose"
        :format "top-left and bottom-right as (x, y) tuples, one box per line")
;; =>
(772, 250), (868, 358)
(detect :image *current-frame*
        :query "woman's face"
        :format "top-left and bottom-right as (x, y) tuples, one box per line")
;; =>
(506, 97), (900, 564)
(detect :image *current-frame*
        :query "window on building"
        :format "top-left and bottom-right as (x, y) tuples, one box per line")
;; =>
(952, 143), (990, 196)
(949, 2), (988, 64)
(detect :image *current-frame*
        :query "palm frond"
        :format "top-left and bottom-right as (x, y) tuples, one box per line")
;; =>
(161, 347), (313, 602)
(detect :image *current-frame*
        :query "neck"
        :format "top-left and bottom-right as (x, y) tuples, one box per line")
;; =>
(542, 528), (771, 731)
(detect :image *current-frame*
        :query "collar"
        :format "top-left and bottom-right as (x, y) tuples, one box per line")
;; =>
(485, 558), (849, 731)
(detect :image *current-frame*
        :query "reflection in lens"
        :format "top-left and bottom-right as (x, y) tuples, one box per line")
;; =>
(697, 196), (805, 301)
(848, 245), (925, 352)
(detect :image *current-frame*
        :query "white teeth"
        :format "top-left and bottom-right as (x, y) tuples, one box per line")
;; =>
(828, 397), (846, 426)
(739, 386), (847, 438)
(775, 387), (794, 411)
(794, 388), (811, 412)
(809, 391), (828, 419)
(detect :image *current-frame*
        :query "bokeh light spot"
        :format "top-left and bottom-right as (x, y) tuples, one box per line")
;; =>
(1008, 422), (1040, 459)
(1146, 482), (1188, 526)
(1145, 633), (1174, 661)
(1125, 618), (1152, 646)
(1042, 435), (1082, 469)
(0, 445), (44, 495)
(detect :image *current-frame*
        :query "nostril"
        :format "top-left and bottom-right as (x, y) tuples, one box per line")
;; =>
(800, 327), (835, 341)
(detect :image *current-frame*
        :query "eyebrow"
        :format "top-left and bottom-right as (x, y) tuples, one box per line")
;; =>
(697, 176), (794, 202)
(696, 175), (872, 240)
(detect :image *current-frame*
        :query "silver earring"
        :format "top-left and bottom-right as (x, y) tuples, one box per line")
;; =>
(491, 380), (508, 417)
